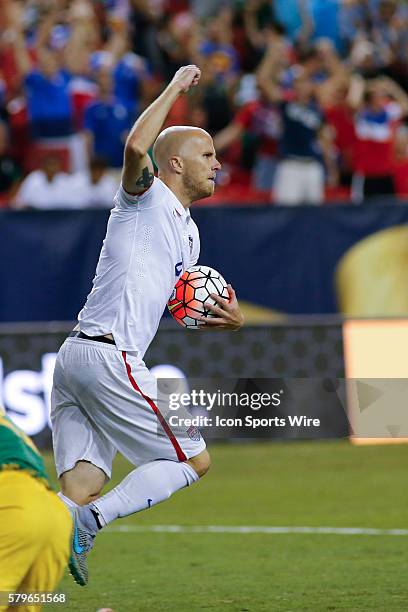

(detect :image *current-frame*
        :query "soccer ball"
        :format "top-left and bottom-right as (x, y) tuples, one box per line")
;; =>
(168, 265), (229, 328)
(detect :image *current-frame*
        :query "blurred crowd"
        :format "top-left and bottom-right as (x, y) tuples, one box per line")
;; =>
(0, 0), (407, 209)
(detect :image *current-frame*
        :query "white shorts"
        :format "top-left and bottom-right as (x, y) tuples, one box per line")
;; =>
(273, 159), (324, 205)
(51, 337), (206, 479)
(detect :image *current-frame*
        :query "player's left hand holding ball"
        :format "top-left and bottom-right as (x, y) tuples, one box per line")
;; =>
(198, 285), (244, 330)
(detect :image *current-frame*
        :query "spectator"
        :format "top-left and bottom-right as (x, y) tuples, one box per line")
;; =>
(83, 68), (131, 169)
(309, 0), (343, 52)
(154, 12), (197, 83)
(90, 26), (151, 119)
(214, 86), (282, 191)
(348, 74), (408, 202)
(0, 0), (407, 205)
(280, 46), (324, 93)
(349, 35), (380, 79)
(315, 40), (355, 185)
(113, 46), (150, 119)
(314, 38), (350, 96)
(257, 38), (337, 204)
(339, 0), (372, 48)
(344, 0), (408, 82)
(69, 74), (98, 132)
(371, 0), (408, 85)
(197, 10), (240, 86)
(0, 120), (22, 203)
(13, 154), (69, 209)
(68, 156), (119, 208)
(189, 0), (235, 21)
(274, 74), (335, 204)
(242, 0), (276, 57)
(194, 9), (240, 132)
(66, 2), (100, 131)
(322, 80), (356, 187)
(272, 0), (313, 45)
(10, 8), (74, 140)
(6, 1), (95, 171)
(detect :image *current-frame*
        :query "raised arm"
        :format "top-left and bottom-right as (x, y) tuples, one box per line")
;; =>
(243, 0), (267, 50)
(10, 29), (32, 78)
(347, 74), (366, 111)
(64, 1), (97, 74)
(255, 38), (285, 104)
(122, 65), (201, 194)
(296, 0), (314, 47)
(375, 76), (408, 116)
(5, 1), (32, 77)
(213, 122), (243, 153)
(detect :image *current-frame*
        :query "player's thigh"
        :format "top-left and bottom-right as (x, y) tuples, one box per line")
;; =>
(52, 341), (117, 481)
(56, 340), (206, 467)
(83, 351), (207, 466)
(19, 488), (71, 598)
(51, 391), (116, 482)
(274, 161), (303, 204)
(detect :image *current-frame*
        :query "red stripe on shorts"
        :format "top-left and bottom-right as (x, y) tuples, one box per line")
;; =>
(121, 351), (187, 462)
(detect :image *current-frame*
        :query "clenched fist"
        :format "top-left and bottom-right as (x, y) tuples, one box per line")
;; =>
(170, 65), (201, 93)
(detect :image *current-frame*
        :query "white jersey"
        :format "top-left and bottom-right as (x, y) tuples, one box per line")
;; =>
(78, 177), (200, 356)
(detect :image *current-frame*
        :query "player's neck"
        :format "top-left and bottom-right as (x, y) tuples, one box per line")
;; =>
(159, 175), (192, 209)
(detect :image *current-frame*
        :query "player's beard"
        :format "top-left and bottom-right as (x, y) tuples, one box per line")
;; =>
(182, 172), (213, 202)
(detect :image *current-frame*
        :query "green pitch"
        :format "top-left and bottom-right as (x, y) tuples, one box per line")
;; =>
(44, 441), (408, 612)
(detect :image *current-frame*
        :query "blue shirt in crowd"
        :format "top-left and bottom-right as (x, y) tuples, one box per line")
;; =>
(84, 99), (131, 168)
(113, 53), (149, 117)
(25, 69), (73, 138)
(279, 100), (324, 160)
(273, 0), (303, 41)
(310, 0), (342, 52)
(90, 51), (149, 118)
(275, 0), (343, 50)
(199, 41), (240, 83)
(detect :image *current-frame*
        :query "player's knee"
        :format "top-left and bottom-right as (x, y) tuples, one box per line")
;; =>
(187, 450), (211, 478)
(60, 461), (106, 505)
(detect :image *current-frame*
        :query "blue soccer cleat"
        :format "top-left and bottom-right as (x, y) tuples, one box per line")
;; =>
(68, 508), (95, 586)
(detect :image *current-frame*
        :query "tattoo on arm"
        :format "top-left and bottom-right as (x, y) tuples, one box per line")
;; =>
(135, 166), (154, 189)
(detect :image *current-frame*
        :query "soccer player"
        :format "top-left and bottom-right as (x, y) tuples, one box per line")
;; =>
(51, 65), (244, 586)
(0, 406), (71, 611)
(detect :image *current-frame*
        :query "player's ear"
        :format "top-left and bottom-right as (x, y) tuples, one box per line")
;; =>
(169, 156), (183, 174)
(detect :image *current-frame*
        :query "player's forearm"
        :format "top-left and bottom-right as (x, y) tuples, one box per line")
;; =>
(125, 83), (181, 157)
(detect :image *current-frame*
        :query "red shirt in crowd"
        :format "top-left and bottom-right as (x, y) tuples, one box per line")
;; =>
(69, 76), (98, 131)
(353, 102), (401, 177)
(234, 100), (281, 156)
(324, 103), (356, 172)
